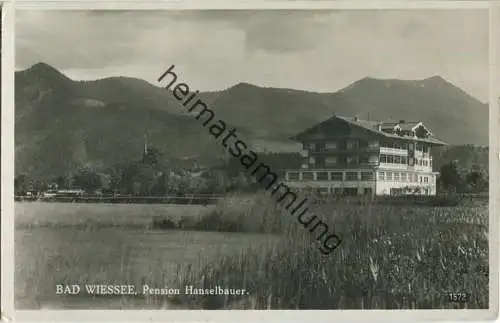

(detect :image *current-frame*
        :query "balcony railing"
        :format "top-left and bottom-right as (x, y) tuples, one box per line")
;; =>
(310, 147), (379, 154)
(309, 161), (378, 169)
(285, 169), (375, 182)
(380, 147), (408, 156)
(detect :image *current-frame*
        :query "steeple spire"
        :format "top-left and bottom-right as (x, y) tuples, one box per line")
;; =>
(142, 133), (149, 163)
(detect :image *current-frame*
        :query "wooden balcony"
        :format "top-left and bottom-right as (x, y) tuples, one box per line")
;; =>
(308, 161), (378, 169)
(310, 147), (379, 154)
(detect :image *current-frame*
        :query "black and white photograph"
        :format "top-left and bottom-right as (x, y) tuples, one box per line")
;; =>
(9, 4), (495, 317)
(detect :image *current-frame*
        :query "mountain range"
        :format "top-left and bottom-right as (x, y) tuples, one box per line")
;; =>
(15, 62), (489, 178)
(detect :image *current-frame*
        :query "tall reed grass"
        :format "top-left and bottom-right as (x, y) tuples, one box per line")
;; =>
(170, 192), (489, 309)
(192, 192), (292, 234)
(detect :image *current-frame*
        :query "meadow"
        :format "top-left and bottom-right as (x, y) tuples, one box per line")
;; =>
(14, 194), (489, 309)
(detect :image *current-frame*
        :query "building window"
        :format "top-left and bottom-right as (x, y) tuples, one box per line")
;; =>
(363, 188), (373, 196)
(360, 156), (369, 164)
(424, 176), (428, 183)
(414, 174), (419, 182)
(387, 155), (394, 163)
(419, 176), (423, 183)
(387, 172), (393, 181)
(402, 143), (408, 149)
(288, 172), (299, 181)
(325, 156), (337, 166)
(347, 156), (358, 165)
(378, 172), (385, 180)
(303, 172), (314, 181)
(409, 157), (414, 165)
(315, 156), (326, 167)
(409, 143), (414, 150)
(344, 188), (358, 196)
(334, 188), (343, 195)
(394, 156), (401, 164)
(347, 140), (359, 149)
(317, 172), (329, 181)
(380, 154), (387, 163)
(402, 156), (408, 164)
(423, 160), (428, 166)
(361, 172), (373, 180)
(345, 172), (358, 181)
(314, 142), (325, 152)
(318, 187), (329, 195)
(325, 141), (337, 150)
(330, 172), (343, 180)
(390, 188), (401, 196)
(394, 172), (400, 181)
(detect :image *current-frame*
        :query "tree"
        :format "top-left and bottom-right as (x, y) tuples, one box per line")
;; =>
(438, 161), (463, 192)
(143, 146), (162, 168)
(151, 173), (168, 196)
(72, 168), (103, 193)
(55, 175), (69, 190)
(14, 174), (28, 195)
(465, 165), (487, 192)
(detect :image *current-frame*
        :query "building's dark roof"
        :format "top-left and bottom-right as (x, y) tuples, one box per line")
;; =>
(293, 115), (447, 145)
(397, 122), (421, 131)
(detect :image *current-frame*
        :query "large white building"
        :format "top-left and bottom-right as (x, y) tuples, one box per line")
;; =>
(284, 115), (447, 196)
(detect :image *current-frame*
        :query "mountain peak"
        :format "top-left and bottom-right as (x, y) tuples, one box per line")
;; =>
(27, 62), (58, 73)
(425, 75), (446, 81)
(20, 62), (70, 81)
(422, 75), (449, 84)
(229, 82), (261, 91)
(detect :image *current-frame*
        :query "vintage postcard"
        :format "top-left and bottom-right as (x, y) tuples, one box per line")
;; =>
(2, 0), (498, 322)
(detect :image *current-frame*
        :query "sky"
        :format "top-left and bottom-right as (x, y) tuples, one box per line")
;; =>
(16, 9), (489, 101)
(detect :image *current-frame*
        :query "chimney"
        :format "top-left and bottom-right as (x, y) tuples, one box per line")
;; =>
(354, 116), (359, 121)
(377, 123), (382, 132)
(399, 119), (405, 124)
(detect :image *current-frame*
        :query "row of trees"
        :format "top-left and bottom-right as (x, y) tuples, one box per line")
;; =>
(14, 147), (487, 197)
(15, 148), (298, 196)
(438, 162), (488, 193)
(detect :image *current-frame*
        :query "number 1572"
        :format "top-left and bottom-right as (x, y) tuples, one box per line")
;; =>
(447, 293), (468, 302)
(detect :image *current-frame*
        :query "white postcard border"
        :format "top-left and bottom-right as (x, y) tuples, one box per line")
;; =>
(2, 1), (498, 322)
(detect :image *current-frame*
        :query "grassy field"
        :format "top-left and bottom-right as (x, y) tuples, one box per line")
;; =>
(15, 202), (215, 229)
(15, 201), (280, 309)
(15, 194), (489, 309)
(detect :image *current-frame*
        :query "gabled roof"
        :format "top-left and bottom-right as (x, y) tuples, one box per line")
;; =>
(292, 115), (447, 145)
(398, 122), (421, 131)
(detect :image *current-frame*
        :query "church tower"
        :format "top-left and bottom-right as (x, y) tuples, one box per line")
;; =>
(142, 134), (148, 162)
